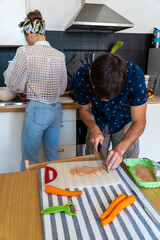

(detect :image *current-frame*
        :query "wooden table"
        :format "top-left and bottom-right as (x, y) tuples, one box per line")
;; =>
(121, 162), (160, 212)
(0, 170), (42, 240)
(0, 160), (160, 240)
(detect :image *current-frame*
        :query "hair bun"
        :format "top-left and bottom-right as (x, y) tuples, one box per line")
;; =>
(27, 9), (42, 20)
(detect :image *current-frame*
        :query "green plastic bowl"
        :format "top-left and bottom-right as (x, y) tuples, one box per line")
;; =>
(123, 158), (160, 188)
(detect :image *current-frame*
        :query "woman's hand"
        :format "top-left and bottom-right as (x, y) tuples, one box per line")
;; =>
(17, 93), (28, 102)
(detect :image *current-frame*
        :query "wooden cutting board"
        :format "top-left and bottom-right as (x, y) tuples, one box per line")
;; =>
(41, 160), (121, 190)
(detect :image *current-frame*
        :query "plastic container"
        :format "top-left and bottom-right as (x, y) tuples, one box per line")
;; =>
(154, 29), (160, 48)
(123, 158), (160, 188)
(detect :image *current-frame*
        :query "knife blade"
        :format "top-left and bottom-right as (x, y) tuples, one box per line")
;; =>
(131, 189), (160, 226)
(151, 160), (160, 178)
(97, 143), (109, 173)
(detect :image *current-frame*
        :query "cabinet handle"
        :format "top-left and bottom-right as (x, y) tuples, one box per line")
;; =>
(58, 148), (64, 152)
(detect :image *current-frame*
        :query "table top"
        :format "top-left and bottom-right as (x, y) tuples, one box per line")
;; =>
(0, 170), (43, 240)
(121, 162), (160, 212)
(0, 164), (160, 240)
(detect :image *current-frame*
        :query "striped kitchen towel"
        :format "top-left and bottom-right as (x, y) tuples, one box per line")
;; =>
(38, 166), (160, 240)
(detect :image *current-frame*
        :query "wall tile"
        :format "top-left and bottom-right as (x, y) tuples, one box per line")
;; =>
(0, 31), (153, 87)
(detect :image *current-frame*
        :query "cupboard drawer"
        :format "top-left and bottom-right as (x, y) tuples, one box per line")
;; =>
(58, 145), (76, 159)
(38, 145), (76, 163)
(59, 121), (76, 145)
(62, 109), (76, 121)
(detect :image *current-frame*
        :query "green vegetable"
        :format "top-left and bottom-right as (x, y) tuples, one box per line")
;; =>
(110, 41), (123, 54)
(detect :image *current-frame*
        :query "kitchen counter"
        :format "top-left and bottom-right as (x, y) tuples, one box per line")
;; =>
(0, 156), (160, 240)
(147, 95), (160, 104)
(0, 93), (160, 113)
(0, 92), (79, 112)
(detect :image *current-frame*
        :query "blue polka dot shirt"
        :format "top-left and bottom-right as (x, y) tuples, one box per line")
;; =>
(73, 61), (148, 134)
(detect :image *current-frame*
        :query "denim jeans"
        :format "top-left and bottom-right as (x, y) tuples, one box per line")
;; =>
(21, 100), (62, 171)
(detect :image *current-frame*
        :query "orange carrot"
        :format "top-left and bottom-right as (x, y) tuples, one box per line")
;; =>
(45, 185), (83, 197)
(100, 194), (127, 220)
(101, 195), (136, 226)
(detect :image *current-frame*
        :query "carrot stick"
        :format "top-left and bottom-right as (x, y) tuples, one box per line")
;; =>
(45, 185), (83, 197)
(101, 195), (136, 226)
(100, 194), (127, 220)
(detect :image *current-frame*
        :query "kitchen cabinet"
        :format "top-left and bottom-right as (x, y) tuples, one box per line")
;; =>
(58, 109), (76, 157)
(1, 100), (160, 173)
(0, 112), (24, 173)
(139, 103), (160, 162)
(0, 0), (27, 46)
(0, 93), (78, 173)
(0, 108), (76, 173)
(26, 0), (80, 31)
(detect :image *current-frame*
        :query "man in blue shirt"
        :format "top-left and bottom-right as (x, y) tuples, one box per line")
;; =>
(73, 53), (148, 172)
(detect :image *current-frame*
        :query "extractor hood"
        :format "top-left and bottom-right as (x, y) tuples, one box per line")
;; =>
(65, 0), (134, 32)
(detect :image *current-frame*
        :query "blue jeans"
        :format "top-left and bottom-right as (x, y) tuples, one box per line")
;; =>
(21, 100), (62, 171)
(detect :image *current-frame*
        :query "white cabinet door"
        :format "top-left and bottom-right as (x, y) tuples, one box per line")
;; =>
(0, 112), (24, 173)
(58, 145), (76, 159)
(62, 109), (76, 121)
(26, 0), (80, 31)
(0, 109), (76, 173)
(38, 144), (77, 163)
(139, 103), (160, 162)
(0, 0), (27, 46)
(58, 121), (76, 146)
(58, 109), (76, 158)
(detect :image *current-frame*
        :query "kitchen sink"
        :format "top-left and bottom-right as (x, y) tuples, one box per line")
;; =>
(0, 102), (27, 107)
(0, 96), (74, 107)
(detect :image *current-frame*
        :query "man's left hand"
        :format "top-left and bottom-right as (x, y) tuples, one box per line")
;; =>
(106, 148), (123, 172)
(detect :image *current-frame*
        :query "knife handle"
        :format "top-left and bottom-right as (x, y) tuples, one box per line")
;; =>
(131, 190), (144, 208)
(98, 143), (102, 152)
(45, 166), (58, 184)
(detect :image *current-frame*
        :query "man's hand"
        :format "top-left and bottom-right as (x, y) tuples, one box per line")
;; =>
(89, 126), (104, 152)
(79, 103), (104, 152)
(106, 103), (147, 172)
(106, 147), (123, 172)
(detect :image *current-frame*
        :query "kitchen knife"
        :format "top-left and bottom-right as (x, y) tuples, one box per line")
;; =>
(151, 160), (160, 178)
(97, 142), (102, 153)
(131, 189), (160, 226)
(97, 143), (109, 173)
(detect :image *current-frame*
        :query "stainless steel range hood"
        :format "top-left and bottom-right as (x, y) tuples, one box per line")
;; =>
(65, 0), (134, 32)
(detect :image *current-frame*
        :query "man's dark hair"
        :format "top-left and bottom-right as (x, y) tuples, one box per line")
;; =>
(90, 53), (127, 99)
